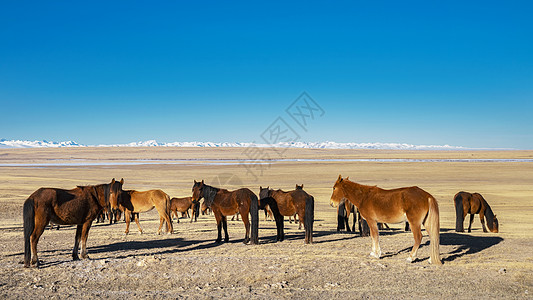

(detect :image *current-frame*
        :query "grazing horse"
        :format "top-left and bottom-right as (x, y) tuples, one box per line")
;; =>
(258, 186), (314, 244)
(118, 189), (173, 235)
(192, 180), (258, 244)
(170, 197), (195, 223)
(330, 176), (441, 265)
(23, 178), (124, 267)
(454, 191), (499, 233)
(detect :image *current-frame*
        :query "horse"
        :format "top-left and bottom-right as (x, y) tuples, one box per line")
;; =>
(169, 196), (195, 223)
(23, 178), (124, 268)
(257, 196), (285, 241)
(337, 198), (357, 232)
(117, 189), (173, 235)
(454, 191), (499, 233)
(330, 175), (441, 265)
(192, 180), (258, 244)
(258, 186), (314, 244)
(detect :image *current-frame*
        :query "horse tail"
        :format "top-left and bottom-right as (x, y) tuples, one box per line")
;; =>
(165, 193), (173, 233)
(304, 195), (314, 244)
(427, 197), (441, 265)
(454, 193), (464, 232)
(249, 193), (259, 245)
(23, 197), (35, 267)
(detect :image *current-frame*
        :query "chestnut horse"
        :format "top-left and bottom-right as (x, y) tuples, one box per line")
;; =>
(170, 196), (195, 223)
(192, 180), (258, 244)
(23, 178), (124, 267)
(258, 186), (314, 244)
(330, 176), (441, 265)
(454, 191), (499, 233)
(118, 189), (173, 235)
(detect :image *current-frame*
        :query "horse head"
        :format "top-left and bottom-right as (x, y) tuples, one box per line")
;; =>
(259, 186), (271, 200)
(330, 175), (345, 207)
(192, 180), (204, 202)
(490, 215), (499, 233)
(108, 178), (124, 210)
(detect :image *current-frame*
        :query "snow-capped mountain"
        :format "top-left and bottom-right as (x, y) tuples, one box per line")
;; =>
(0, 139), (469, 150)
(0, 139), (83, 148)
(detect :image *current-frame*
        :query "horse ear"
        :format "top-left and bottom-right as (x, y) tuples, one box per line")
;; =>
(260, 186), (262, 189)
(337, 174), (343, 182)
(111, 178), (115, 184)
(301, 184), (304, 188)
(194, 180), (197, 184)
(201, 180), (204, 184)
(346, 176), (349, 180)
(120, 178), (124, 184)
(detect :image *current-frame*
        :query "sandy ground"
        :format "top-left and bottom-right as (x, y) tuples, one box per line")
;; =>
(0, 147), (532, 299)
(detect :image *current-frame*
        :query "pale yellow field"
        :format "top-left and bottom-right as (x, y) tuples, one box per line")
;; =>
(0, 148), (532, 299)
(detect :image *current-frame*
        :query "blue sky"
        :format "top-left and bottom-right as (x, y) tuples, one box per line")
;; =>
(1, 1), (532, 148)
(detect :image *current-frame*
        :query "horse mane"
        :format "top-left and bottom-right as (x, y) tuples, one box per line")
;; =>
(76, 183), (111, 207)
(203, 184), (219, 208)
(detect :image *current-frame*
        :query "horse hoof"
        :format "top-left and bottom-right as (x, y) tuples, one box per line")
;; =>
(406, 257), (414, 263)
(369, 252), (380, 259)
(215, 239), (222, 244)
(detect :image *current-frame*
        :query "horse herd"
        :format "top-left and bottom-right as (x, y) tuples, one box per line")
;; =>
(22, 176), (499, 268)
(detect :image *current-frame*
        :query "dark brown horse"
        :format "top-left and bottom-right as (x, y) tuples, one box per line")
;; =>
(454, 191), (499, 233)
(192, 180), (258, 244)
(258, 186), (314, 244)
(170, 196), (195, 223)
(23, 178), (124, 267)
(337, 198), (357, 232)
(117, 189), (173, 235)
(330, 176), (441, 265)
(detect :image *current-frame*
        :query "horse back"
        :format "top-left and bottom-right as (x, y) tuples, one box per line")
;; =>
(129, 189), (169, 212)
(170, 197), (193, 211)
(29, 187), (99, 225)
(361, 186), (431, 223)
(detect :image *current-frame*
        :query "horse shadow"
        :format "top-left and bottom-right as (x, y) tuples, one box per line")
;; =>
(380, 231), (503, 263)
(88, 237), (222, 259)
(440, 232), (503, 263)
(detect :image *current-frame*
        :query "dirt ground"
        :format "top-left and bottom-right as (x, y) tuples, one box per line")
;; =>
(0, 147), (532, 299)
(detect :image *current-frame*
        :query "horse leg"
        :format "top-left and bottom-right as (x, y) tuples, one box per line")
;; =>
(479, 211), (488, 233)
(345, 209), (351, 232)
(73, 225), (82, 261)
(467, 213), (475, 233)
(30, 216), (48, 267)
(165, 211), (173, 234)
(124, 211), (131, 235)
(158, 216), (164, 235)
(222, 216), (230, 242)
(367, 220), (381, 259)
(407, 222), (422, 263)
(80, 221), (93, 259)
(134, 213), (143, 234)
(241, 211), (250, 244)
(215, 212), (223, 243)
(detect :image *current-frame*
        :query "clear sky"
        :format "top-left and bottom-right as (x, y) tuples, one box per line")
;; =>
(1, 1), (532, 148)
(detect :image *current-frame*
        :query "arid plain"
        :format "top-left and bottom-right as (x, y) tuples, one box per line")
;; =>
(0, 147), (532, 299)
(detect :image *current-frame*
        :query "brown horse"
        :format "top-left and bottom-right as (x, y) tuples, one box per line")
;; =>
(23, 178), (124, 267)
(192, 180), (258, 244)
(454, 191), (499, 233)
(117, 189), (173, 235)
(258, 186), (314, 244)
(170, 196), (195, 223)
(330, 176), (441, 265)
